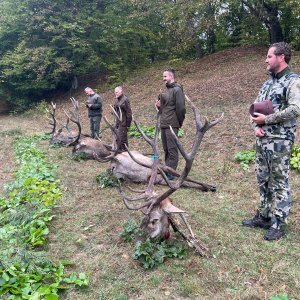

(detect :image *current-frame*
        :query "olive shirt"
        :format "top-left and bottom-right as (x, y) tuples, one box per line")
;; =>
(86, 93), (102, 117)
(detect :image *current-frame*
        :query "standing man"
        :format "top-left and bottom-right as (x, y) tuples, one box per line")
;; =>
(114, 86), (132, 152)
(155, 68), (186, 180)
(242, 42), (300, 241)
(84, 87), (102, 139)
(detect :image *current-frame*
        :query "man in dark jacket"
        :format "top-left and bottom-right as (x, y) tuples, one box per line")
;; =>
(114, 86), (132, 152)
(84, 87), (102, 139)
(155, 68), (186, 179)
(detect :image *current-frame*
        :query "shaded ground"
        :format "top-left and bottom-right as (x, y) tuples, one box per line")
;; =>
(1, 46), (300, 300)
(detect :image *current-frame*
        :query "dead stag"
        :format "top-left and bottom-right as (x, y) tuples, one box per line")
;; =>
(111, 95), (223, 256)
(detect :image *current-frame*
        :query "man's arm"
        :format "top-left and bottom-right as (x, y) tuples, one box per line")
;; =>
(175, 88), (186, 127)
(265, 78), (300, 124)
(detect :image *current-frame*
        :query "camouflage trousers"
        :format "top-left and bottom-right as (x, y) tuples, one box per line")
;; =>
(255, 138), (293, 228)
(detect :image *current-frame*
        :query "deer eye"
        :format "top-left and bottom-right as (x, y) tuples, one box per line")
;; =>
(151, 219), (158, 225)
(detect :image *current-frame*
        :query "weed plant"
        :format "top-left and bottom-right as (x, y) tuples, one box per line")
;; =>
(290, 144), (300, 171)
(0, 135), (88, 299)
(235, 149), (255, 171)
(96, 169), (119, 188)
(120, 219), (188, 269)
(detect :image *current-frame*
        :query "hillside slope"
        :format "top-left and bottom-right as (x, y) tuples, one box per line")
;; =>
(1, 46), (300, 300)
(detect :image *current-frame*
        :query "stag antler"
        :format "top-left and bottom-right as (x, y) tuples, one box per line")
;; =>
(119, 95), (223, 255)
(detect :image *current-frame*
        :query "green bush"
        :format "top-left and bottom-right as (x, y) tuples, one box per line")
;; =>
(235, 149), (255, 171)
(0, 135), (88, 299)
(290, 144), (300, 171)
(96, 169), (119, 188)
(133, 238), (187, 269)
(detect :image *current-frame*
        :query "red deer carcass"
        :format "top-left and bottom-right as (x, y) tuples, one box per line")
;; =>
(114, 95), (223, 256)
(47, 98), (111, 159)
(47, 101), (79, 145)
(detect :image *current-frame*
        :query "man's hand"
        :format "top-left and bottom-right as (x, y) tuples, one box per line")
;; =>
(251, 112), (266, 125)
(255, 127), (265, 137)
(155, 99), (161, 108)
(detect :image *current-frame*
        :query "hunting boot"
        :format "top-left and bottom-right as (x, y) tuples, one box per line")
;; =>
(242, 211), (272, 229)
(264, 216), (284, 241)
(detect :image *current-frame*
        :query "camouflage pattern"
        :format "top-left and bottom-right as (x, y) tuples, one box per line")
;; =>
(254, 68), (300, 141)
(256, 138), (293, 228)
(253, 68), (300, 229)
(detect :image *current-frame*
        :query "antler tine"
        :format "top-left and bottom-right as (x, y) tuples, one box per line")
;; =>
(118, 182), (153, 210)
(103, 115), (121, 152)
(93, 151), (117, 163)
(125, 145), (153, 169)
(47, 101), (57, 134)
(63, 108), (81, 146)
(133, 118), (152, 146)
(110, 105), (122, 122)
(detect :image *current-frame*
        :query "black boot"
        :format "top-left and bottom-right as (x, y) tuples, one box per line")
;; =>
(264, 216), (285, 241)
(242, 211), (271, 229)
(264, 227), (284, 241)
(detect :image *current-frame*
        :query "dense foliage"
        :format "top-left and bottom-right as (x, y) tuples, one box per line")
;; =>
(1, 0), (300, 111)
(0, 134), (88, 299)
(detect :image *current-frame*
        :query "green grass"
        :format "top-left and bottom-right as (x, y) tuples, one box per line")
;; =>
(1, 46), (300, 300)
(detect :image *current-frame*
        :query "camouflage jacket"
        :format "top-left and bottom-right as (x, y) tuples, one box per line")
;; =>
(254, 67), (300, 141)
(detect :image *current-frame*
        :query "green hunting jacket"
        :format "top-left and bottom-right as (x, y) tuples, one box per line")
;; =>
(159, 82), (186, 129)
(86, 93), (102, 117)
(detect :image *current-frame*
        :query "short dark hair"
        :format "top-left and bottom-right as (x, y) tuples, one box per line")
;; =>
(270, 42), (291, 64)
(164, 68), (176, 77)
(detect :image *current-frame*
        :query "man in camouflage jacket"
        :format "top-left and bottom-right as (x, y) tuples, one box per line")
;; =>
(242, 42), (300, 241)
(155, 68), (186, 180)
(84, 87), (102, 139)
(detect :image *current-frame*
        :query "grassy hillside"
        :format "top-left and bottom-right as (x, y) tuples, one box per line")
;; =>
(1, 46), (300, 300)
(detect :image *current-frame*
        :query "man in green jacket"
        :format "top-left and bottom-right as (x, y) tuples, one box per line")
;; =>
(84, 87), (102, 139)
(155, 68), (186, 180)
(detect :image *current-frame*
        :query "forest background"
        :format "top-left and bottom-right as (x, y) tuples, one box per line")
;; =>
(1, 0), (300, 111)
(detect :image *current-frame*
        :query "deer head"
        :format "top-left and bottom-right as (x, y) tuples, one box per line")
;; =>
(47, 101), (77, 145)
(118, 95), (223, 255)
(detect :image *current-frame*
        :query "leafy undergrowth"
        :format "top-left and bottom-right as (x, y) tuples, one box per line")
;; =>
(291, 144), (300, 171)
(0, 135), (88, 299)
(120, 219), (188, 269)
(1, 46), (300, 299)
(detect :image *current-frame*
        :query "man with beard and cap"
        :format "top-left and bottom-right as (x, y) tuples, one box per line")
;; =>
(242, 42), (300, 241)
(155, 68), (186, 180)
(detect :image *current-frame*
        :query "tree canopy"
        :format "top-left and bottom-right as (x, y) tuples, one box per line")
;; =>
(0, 0), (299, 111)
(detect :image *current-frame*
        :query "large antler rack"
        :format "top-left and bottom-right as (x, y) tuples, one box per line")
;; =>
(119, 95), (223, 215)
(63, 97), (82, 146)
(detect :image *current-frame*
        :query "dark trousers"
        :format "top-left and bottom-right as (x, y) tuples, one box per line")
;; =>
(89, 115), (101, 138)
(161, 128), (179, 170)
(117, 125), (128, 151)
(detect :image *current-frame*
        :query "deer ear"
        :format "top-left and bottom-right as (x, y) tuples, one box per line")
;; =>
(58, 128), (63, 134)
(162, 202), (185, 214)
